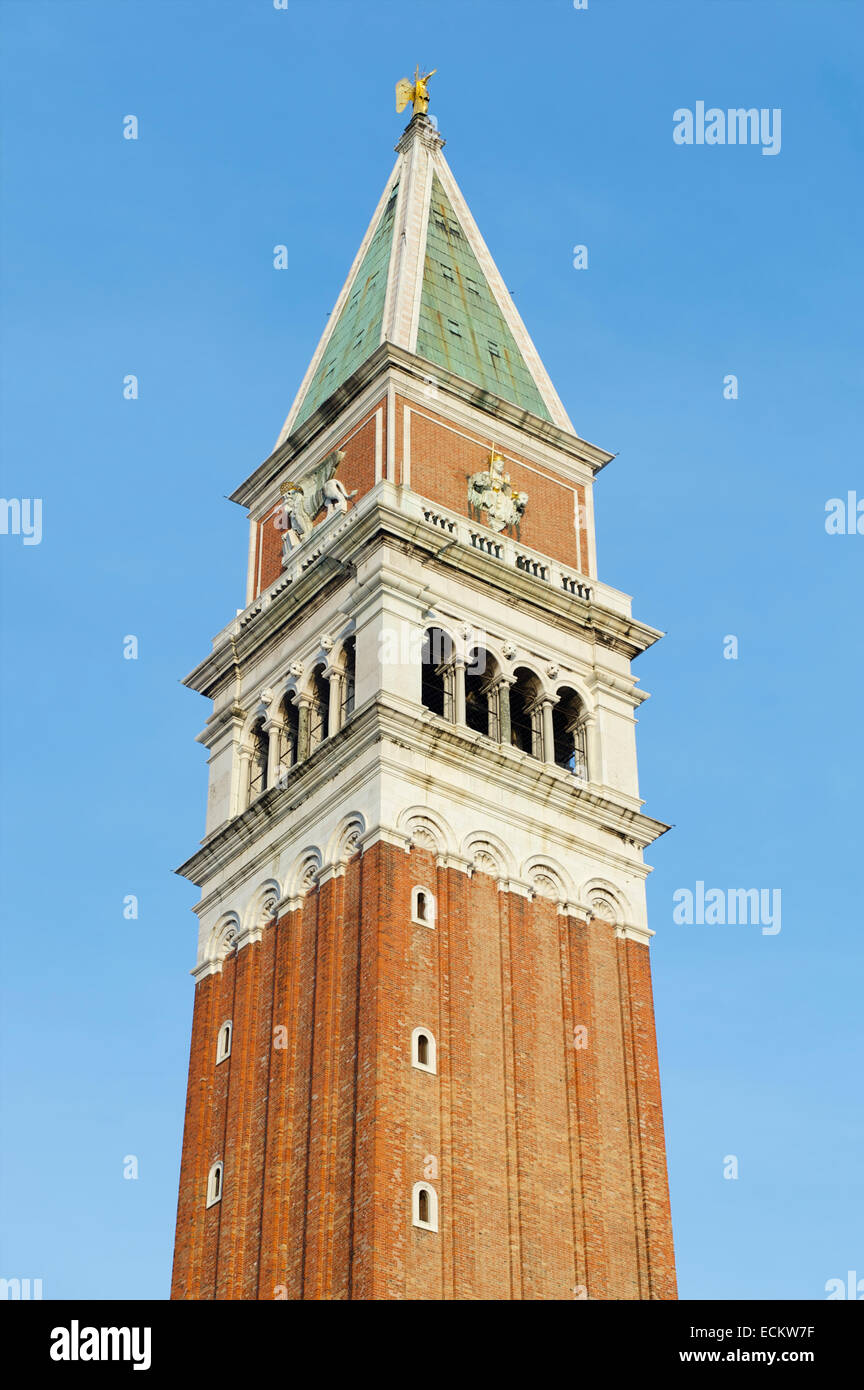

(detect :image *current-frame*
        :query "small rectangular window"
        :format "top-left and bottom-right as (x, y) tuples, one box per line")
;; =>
(488, 341), (501, 359)
(447, 319), (461, 337)
(465, 277), (480, 296)
(440, 262), (455, 283)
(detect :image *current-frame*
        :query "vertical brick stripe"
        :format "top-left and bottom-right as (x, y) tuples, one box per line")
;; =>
(624, 939), (677, 1299)
(171, 847), (675, 1300)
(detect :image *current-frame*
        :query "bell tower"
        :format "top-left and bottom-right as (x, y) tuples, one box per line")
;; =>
(171, 102), (676, 1301)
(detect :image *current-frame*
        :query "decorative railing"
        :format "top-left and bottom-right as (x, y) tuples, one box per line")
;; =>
(416, 494), (608, 609)
(211, 481), (632, 651)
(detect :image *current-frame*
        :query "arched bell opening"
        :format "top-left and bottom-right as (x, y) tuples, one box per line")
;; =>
(308, 663), (330, 754)
(508, 667), (543, 758)
(421, 627), (454, 720)
(464, 646), (501, 739)
(247, 719), (269, 802)
(553, 686), (589, 779)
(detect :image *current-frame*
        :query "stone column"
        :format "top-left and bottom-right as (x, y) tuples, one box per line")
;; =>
(264, 719), (284, 788)
(325, 667), (344, 738)
(539, 696), (558, 764)
(585, 715), (600, 784)
(235, 748), (252, 814)
(495, 675), (515, 746)
(451, 658), (466, 725)
(295, 695), (312, 762)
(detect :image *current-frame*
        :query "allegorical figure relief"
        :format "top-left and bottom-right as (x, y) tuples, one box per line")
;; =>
(467, 450), (528, 534)
(279, 449), (357, 560)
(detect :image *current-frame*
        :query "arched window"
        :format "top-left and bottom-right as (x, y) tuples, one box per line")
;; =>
(308, 664), (330, 753)
(412, 1181), (438, 1232)
(206, 1160), (223, 1208)
(248, 720), (269, 801)
(216, 1020), (232, 1064)
(464, 647), (500, 739)
(412, 886), (436, 927)
(552, 686), (589, 779)
(341, 636), (356, 723)
(277, 696), (299, 781)
(509, 667), (542, 758)
(412, 1027), (437, 1074)
(421, 628), (453, 720)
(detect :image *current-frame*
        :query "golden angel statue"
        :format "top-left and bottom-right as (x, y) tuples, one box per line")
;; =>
(395, 65), (437, 117)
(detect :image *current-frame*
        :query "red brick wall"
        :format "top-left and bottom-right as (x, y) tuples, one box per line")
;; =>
(249, 396), (592, 600)
(400, 398), (590, 576)
(619, 936), (678, 1300)
(171, 842), (675, 1300)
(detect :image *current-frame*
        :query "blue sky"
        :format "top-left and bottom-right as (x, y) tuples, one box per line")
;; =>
(1, 0), (861, 1300)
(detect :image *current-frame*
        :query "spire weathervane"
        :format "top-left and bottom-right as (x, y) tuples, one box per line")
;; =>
(395, 65), (436, 117)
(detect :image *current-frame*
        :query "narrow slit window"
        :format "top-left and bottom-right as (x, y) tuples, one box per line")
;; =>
(412, 1027), (437, 1074)
(412, 1181), (439, 1232)
(216, 1020), (232, 1064)
(206, 1161), (223, 1208)
(412, 887), (436, 927)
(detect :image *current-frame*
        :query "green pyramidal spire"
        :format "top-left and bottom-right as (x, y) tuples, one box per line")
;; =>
(277, 115), (572, 447)
(416, 174), (551, 420)
(294, 180), (400, 429)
